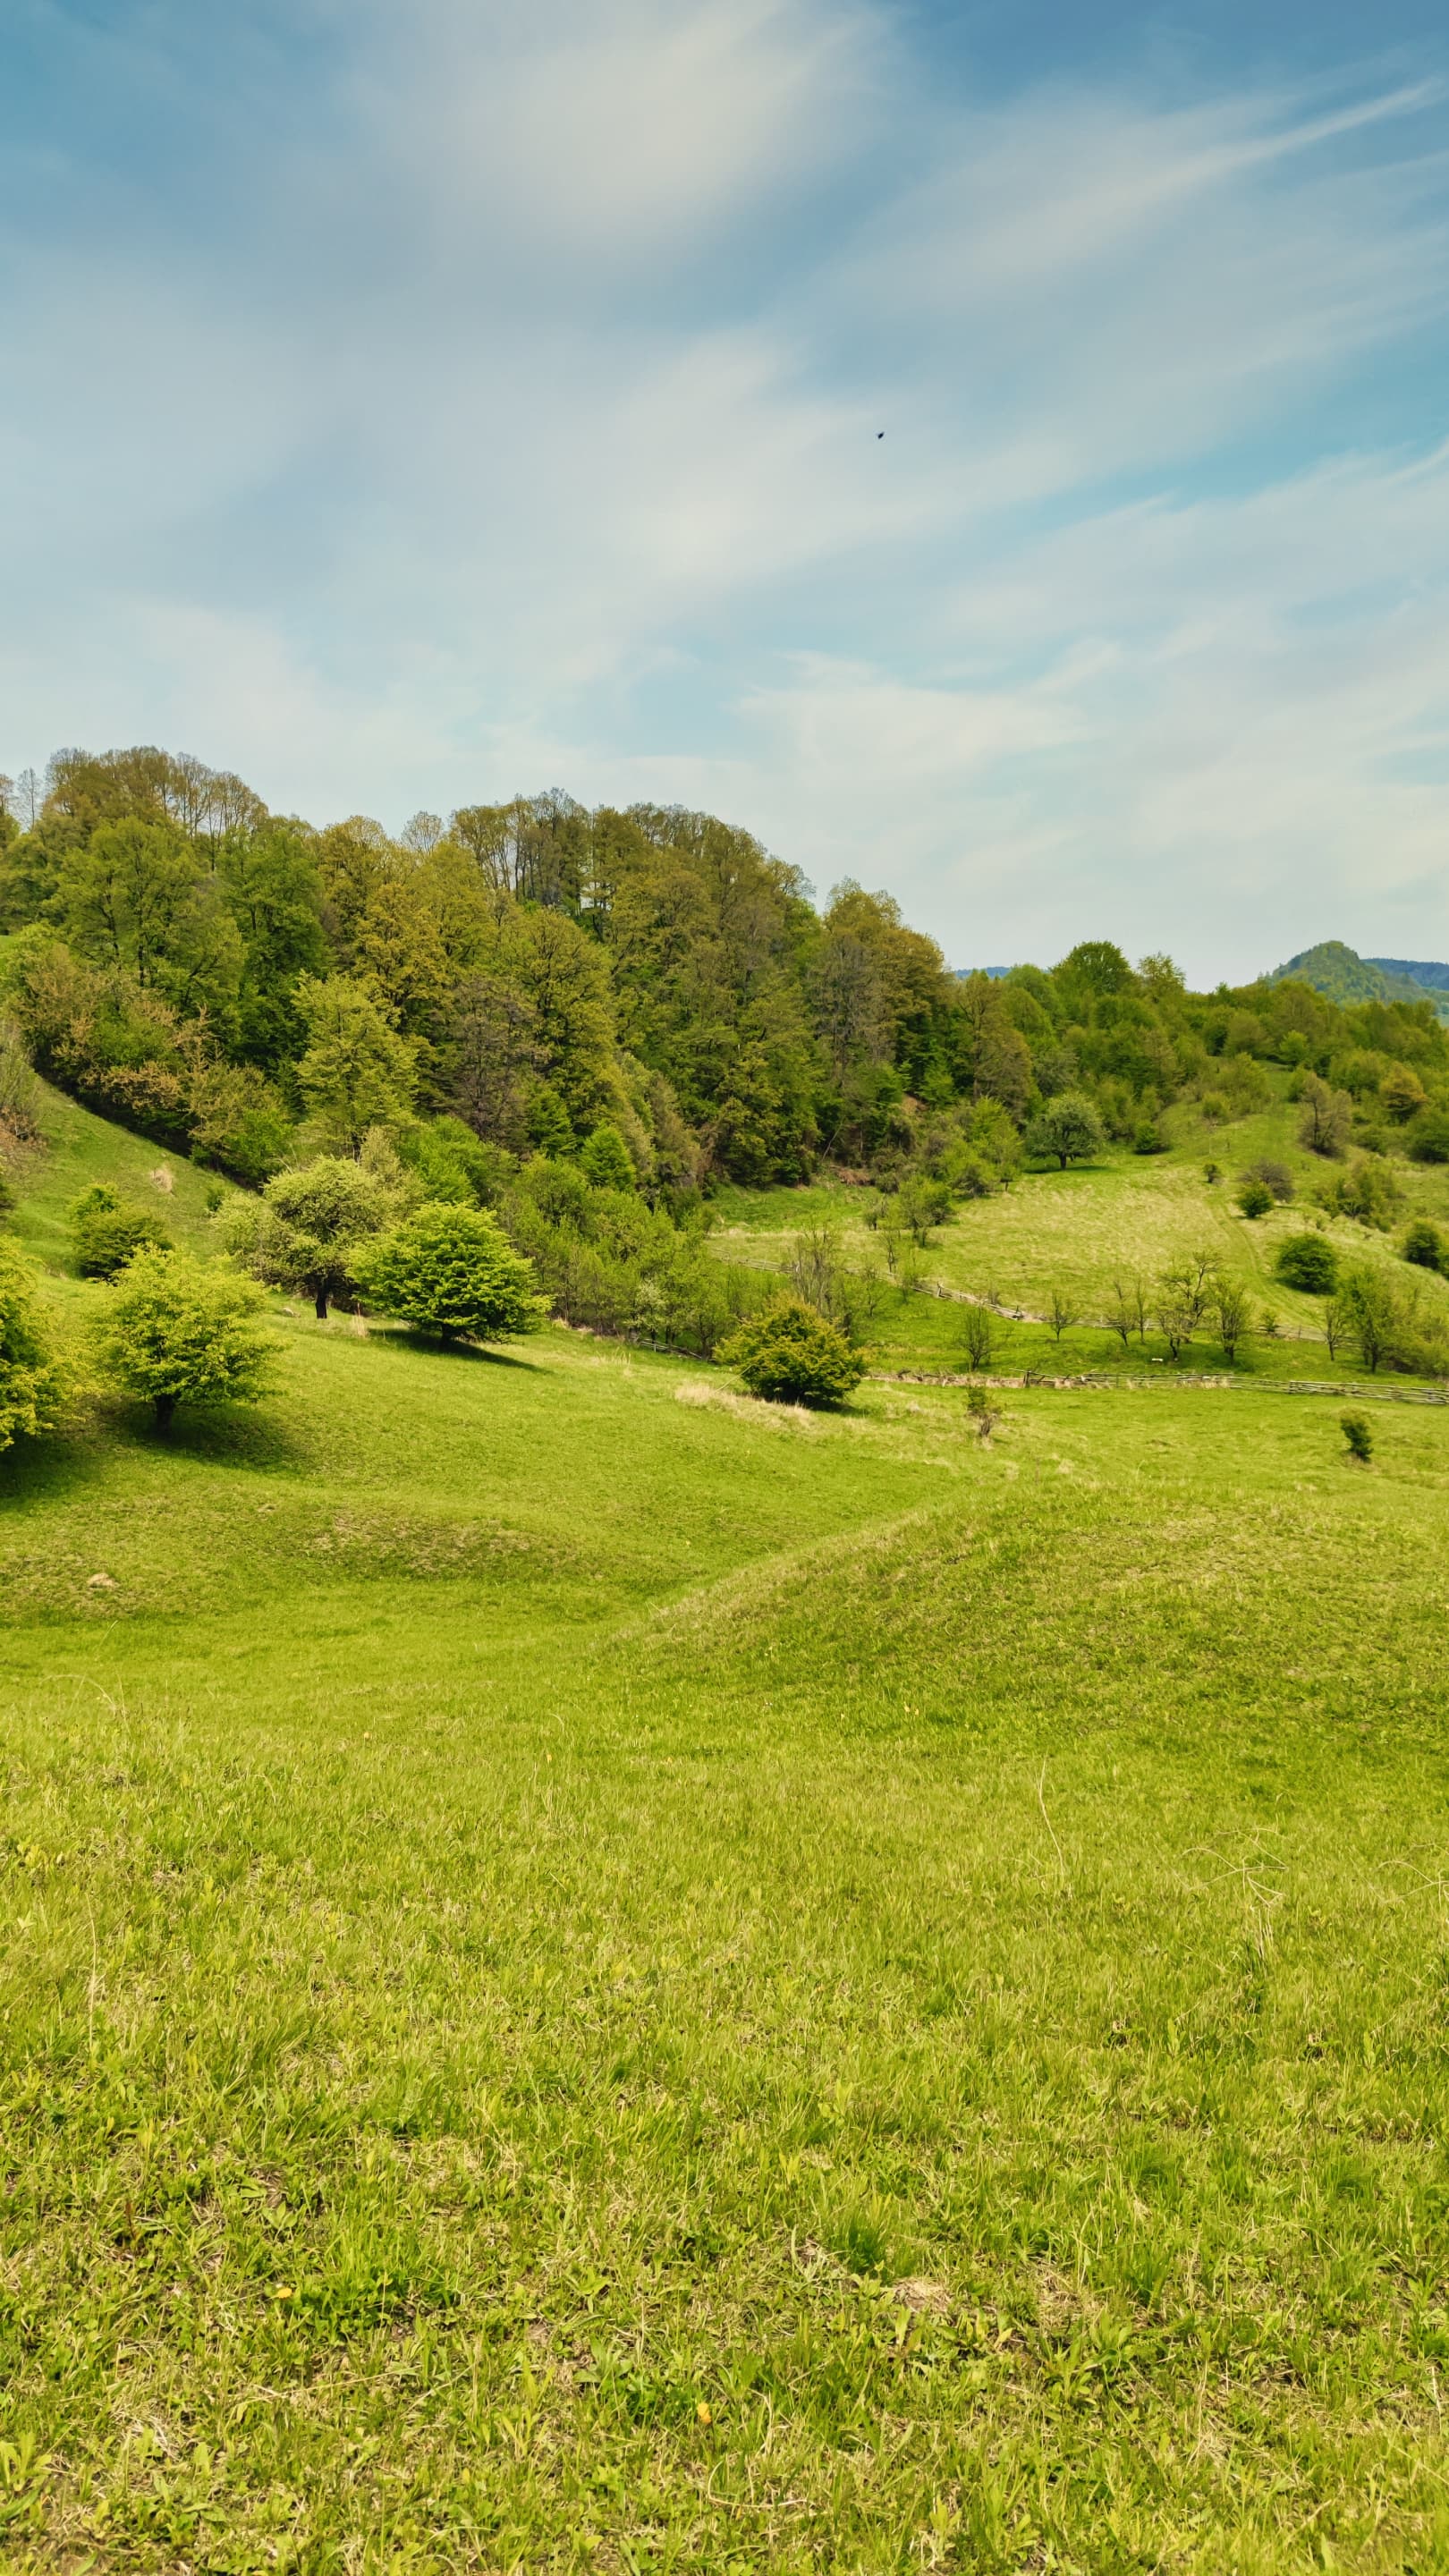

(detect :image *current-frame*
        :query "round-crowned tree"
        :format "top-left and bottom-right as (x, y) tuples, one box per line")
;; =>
(1025, 1092), (1106, 1170)
(0, 1237), (70, 1452)
(717, 1298), (866, 1406)
(97, 1247), (277, 1431)
(234, 1156), (394, 1317)
(354, 1204), (544, 1345)
(1275, 1233), (1338, 1293)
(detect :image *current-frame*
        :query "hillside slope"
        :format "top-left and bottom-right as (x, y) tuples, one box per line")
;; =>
(2, 1100), (1449, 2566)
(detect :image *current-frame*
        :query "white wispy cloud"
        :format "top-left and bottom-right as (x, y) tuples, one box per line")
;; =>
(3, 0), (1448, 976)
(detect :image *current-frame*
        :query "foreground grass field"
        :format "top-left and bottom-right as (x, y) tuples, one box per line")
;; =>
(4, 1099), (1449, 2569)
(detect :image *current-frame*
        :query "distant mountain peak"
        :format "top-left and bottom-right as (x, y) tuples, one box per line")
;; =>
(1267, 940), (1449, 1019)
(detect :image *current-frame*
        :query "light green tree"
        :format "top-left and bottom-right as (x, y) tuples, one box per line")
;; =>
(355, 1205), (544, 1345)
(0, 1239), (70, 1451)
(579, 1123), (636, 1191)
(228, 1157), (394, 1318)
(97, 1248), (277, 1430)
(293, 976), (417, 1154)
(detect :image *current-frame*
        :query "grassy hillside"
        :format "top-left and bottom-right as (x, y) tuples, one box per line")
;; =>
(715, 1072), (1449, 1382)
(3, 1106), (1449, 2569)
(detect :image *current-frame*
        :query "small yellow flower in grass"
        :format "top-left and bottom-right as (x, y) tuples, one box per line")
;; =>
(272, 2284), (293, 2301)
(696, 2401), (712, 2427)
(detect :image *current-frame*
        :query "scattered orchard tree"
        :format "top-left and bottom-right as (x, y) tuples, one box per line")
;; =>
(718, 1298), (866, 1406)
(70, 1182), (172, 1279)
(1026, 1092), (1106, 1170)
(1275, 1233), (1338, 1293)
(0, 1237), (70, 1451)
(1046, 1286), (1079, 1343)
(1214, 1279), (1251, 1362)
(355, 1203), (544, 1345)
(961, 1302), (1002, 1372)
(98, 1247), (277, 1431)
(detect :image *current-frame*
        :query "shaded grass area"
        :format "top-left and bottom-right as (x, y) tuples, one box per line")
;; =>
(3, 1332), (1449, 2567)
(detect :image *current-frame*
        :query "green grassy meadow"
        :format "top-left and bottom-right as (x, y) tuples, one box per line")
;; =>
(714, 1082), (1449, 1385)
(4, 1090), (1449, 2568)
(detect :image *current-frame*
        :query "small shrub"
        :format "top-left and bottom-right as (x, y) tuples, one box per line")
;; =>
(1341, 1411), (1374, 1463)
(960, 1304), (1000, 1372)
(718, 1299), (866, 1407)
(1247, 1158), (1295, 1204)
(1402, 1219), (1445, 1274)
(966, 1384), (1002, 1441)
(1132, 1119), (1166, 1155)
(1203, 1160), (1221, 1185)
(1275, 1233), (1338, 1294)
(71, 1184), (173, 1280)
(1236, 1178), (1274, 1220)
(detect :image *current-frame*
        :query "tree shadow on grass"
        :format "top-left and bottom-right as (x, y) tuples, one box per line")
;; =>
(379, 1329), (547, 1370)
(100, 1400), (316, 1471)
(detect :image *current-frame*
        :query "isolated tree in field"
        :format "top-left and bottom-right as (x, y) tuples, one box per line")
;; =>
(961, 1302), (1001, 1372)
(1297, 1072), (1352, 1159)
(1106, 1275), (1149, 1350)
(0, 1238), (70, 1451)
(234, 1157), (394, 1318)
(578, 1123), (635, 1191)
(1275, 1233), (1338, 1293)
(1026, 1092), (1106, 1170)
(1214, 1278), (1251, 1362)
(1341, 1410), (1374, 1463)
(1235, 1177), (1274, 1219)
(718, 1299), (866, 1407)
(1046, 1285), (1079, 1343)
(70, 1182), (172, 1279)
(98, 1248), (276, 1431)
(355, 1204), (543, 1345)
(293, 975), (417, 1154)
(1154, 1252), (1216, 1362)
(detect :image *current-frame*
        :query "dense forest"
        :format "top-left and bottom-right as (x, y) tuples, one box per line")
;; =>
(4, 746), (1449, 1338)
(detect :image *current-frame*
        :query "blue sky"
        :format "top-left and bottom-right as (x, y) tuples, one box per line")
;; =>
(4, 0), (1449, 981)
